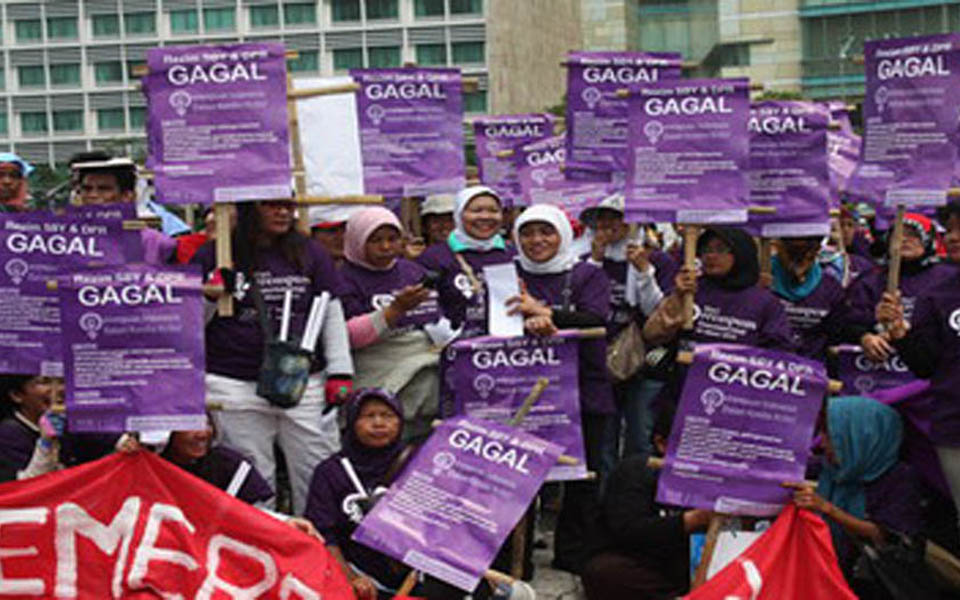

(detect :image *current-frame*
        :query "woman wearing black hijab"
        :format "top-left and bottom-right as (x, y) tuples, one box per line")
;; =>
(644, 227), (795, 350)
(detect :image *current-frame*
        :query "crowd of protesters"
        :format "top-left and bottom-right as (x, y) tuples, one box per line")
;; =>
(2, 149), (960, 599)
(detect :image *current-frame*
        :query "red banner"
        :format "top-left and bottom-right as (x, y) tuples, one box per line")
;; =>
(0, 452), (355, 599)
(685, 505), (856, 600)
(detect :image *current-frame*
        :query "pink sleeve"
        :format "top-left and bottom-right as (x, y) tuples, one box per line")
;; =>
(347, 312), (388, 349)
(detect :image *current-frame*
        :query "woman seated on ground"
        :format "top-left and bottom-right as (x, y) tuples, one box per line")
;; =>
(581, 406), (711, 600)
(340, 207), (447, 441)
(157, 417), (274, 506)
(304, 389), (409, 600)
(0, 375), (61, 481)
(789, 396), (955, 592)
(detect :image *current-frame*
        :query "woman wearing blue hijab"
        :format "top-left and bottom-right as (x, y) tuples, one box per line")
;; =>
(790, 396), (926, 573)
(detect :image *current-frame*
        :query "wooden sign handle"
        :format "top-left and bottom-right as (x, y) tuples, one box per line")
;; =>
(682, 225), (700, 330)
(759, 238), (773, 288)
(214, 203), (234, 317)
(886, 204), (906, 294)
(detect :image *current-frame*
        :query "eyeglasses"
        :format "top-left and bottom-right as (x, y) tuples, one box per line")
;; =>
(699, 245), (733, 256)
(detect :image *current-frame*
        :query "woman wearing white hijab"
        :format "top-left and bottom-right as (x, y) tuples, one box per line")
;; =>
(507, 204), (614, 575)
(417, 185), (516, 338)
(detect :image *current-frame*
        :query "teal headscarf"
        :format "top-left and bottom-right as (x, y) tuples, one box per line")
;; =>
(817, 396), (902, 540)
(771, 254), (823, 302)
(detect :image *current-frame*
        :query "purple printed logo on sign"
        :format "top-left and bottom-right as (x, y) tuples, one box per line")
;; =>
(700, 387), (725, 415)
(4, 258), (28, 284)
(78, 312), (103, 341)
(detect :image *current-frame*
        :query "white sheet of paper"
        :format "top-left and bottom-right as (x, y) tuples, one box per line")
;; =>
(483, 263), (524, 338)
(293, 77), (368, 227)
(706, 531), (763, 580)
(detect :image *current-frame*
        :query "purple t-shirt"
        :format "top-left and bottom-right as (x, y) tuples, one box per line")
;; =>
(0, 416), (37, 477)
(417, 243), (516, 337)
(585, 250), (678, 336)
(691, 279), (797, 351)
(304, 453), (404, 589)
(517, 261), (615, 415)
(340, 258), (441, 331)
(170, 445), (273, 506)
(905, 268), (960, 443)
(774, 275), (845, 358)
(192, 239), (345, 380)
(841, 261), (956, 333)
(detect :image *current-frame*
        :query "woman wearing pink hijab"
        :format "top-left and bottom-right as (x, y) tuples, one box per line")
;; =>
(339, 207), (448, 440)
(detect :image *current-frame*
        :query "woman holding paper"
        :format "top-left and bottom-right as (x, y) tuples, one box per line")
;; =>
(643, 226), (795, 350)
(340, 207), (446, 441)
(192, 200), (353, 515)
(417, 186), (516, 338)
(506, 203), (613, 574)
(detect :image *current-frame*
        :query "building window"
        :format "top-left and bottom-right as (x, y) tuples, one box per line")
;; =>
(53, 110), (83, 132)
(95, 62), (124, 85)
(0, 114), (7, 136)
(333, 48), (363, 72)
(415, 0), (444, 17)
(125, 12), (156, 35)
(416, 43), (447, 66)
(50, 64), (81, 87)
(98, 108), (126, 131)
(15, 20), (42, 43)
(287, 50), (319, 73)
(92, 14), (120, 38)
(129, 107), (146, 129)
(21, 112), (48, 136)
(452, 41), (484, 64)
(170, 9), (199, 34)
(47, 17), (79, 40)
(0, 69), (5, 91)
(368, 46), (400, 68)
(463, 90), (486, 113)
(284, 3), (317, 25)
(203, 7), (235, 31)
(250, 4), (280, 28)
(450, 0), (481, 14)
(18, 65), (46, 88)
(331, 0), (360, 22)
(367, 0), (399, 20)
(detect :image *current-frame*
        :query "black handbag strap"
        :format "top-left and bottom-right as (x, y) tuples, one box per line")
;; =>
(249, 279), (275, 343)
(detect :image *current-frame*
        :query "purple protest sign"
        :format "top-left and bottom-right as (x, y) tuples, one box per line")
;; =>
(145, 43), (291, 204)
(747, 101), (831, 237)
(832, 344), (919, 397)
(848, 34), (960, 207)
(352, 68), (465, 197)
(827, 127), (862, 209)
(59, 264), (207, 433)
(625, 78), (750, 224)
(474, 113), (554, 202)
(565, 51), (681, 180)
(352, 416), (561, 591)
(657, 343), (826, 516)
(0, 214), (133, 376)
(514, 135), (613, 215)
(447, 332), (587, 480)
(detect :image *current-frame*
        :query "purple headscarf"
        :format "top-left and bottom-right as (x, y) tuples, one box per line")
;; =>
(341, 388), (405, 487)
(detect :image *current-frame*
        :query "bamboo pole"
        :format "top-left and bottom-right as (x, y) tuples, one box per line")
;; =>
(887, 204), (907, 294)
(682, 225), (700, 330)
(287, 74), (310, 234)
(214, 203), (234, 317)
